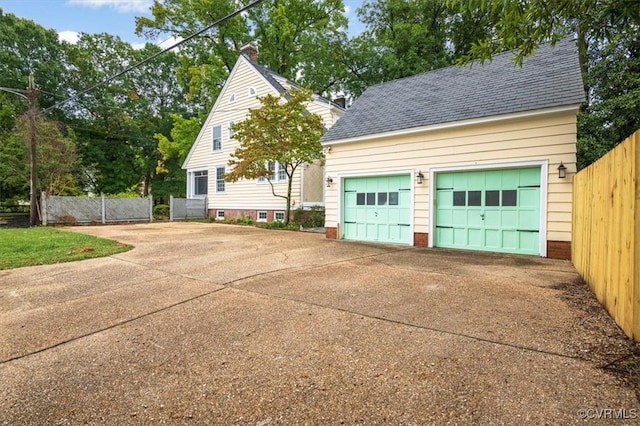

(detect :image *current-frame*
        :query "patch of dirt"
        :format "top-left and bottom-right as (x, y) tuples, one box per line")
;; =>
(555, 278), (640, 400)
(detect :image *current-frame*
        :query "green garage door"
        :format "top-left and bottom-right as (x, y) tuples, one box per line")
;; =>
(435, 168), (541, 255)
(343, 175), (412, 244)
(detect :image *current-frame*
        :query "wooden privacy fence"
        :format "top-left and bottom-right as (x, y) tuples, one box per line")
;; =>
(42, 194), (153, 225)
(572, 130), (640, 340)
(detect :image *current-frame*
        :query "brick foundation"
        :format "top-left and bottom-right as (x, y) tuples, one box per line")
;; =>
(209, 209), (287, 222)
(547, 240), (571, 260)
(325, 227), (338, 240)
(414, 232), (428, 247)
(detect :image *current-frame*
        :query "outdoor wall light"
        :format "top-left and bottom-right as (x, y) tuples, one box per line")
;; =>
(557, 162), (567, 179)
(326, 176), (333, 187)
(416, 171), (424, 185)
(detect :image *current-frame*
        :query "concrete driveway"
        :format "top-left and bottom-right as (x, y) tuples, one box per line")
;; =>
(0, 222), (637, 424)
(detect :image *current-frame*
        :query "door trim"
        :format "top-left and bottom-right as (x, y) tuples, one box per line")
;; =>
(428, 160), (548, 256)
(338, 170), (415, 245)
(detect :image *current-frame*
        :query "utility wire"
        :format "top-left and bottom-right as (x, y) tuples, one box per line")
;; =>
(44, 0), (267, 113)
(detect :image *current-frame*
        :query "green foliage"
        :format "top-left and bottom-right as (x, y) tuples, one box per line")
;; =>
(0, 116), (80, 200)
(448, 0), (640, 168)
(340, 0), (499, 96)
(135, 0), (348, 99)
(153, 204), (170, 219)
(258, 220), (299, 230)
(227, 88), (325, 224)
(0, 227), (131, 270)
(293, 206), (325, 228)
(154, 114), (202, 199)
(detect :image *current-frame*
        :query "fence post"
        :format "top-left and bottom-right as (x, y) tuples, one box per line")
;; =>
(170, 195), (174, 222)
(101, 194), (106, 224)
(41, 192), (47, 226)
(149, 195), (153, 223)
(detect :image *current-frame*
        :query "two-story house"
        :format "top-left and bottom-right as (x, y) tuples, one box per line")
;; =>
(183, 43), (345, 222)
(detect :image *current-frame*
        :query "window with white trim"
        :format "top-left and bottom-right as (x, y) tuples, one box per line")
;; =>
(212, 124), (222, 151)
(257, 211), (267, 222)
(228, 93), (235, 102)
(216, 210), (225, 220)
(277, 162), (286, 181)
(257, 161), (287, 183)
(191, 170), (208, 197)
(248, 87), (256, 96)
(228, 121), (235, 139)
(274, 211), (285, 222)
(216, 166), (225, 192)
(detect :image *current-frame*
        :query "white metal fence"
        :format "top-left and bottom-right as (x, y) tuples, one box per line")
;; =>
(42, 193), (153, 225)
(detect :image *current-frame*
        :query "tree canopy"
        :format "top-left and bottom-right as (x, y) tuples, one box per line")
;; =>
(226, 88), (325, 223)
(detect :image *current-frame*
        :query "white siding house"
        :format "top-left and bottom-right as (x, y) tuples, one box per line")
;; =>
(183, 44), (344, 221)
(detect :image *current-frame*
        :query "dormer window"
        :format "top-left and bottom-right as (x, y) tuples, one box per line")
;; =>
(229, 92), (236, 103)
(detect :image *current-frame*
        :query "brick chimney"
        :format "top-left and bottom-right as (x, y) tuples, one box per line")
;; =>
(240, 42), (258, 62)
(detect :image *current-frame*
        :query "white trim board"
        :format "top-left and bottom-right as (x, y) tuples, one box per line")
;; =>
(321, 105), (580, 147)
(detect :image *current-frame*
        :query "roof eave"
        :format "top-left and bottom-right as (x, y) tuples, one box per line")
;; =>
(320, 104), (582, 146)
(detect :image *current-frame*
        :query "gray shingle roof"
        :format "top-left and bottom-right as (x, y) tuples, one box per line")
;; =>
(321, 37), (585, 143)
(243, 55), (345, 110)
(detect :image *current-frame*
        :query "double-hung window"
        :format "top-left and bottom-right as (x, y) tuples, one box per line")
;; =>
(277, 163), (286, 181)
(216, 166), (225, 192)
(258, 161), (287, 183)
(212, 124), (222, 151)
(192, 170), (208, 197)
(228, 121), (235, 139)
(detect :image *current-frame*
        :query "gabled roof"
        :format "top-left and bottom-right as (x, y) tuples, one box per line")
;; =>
(321, 37), (585, 143)
(243, 54), (345, 109)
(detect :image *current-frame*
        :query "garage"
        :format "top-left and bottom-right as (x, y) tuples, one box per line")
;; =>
(434, 167), (541, 255)
(342, 175), (412, 244)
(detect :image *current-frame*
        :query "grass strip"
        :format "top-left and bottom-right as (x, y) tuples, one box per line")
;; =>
(0, 227), (131, 270)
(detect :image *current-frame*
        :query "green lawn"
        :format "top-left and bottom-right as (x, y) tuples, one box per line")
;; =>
(0, 227), (131, 270)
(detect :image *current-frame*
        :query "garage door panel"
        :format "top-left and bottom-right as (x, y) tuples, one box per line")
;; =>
(502, 230), (518, 249)
(485, 229), (501, 248)
(437, 227), (454, 245)
(343, 175), (411, 244)
(435, 167), (541, 255)
(518, 210), (538, 228)
(519, 188), (539, 207)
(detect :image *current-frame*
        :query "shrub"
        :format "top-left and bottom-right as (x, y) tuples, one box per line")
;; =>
(293, 206), (325, 228)
(153, 204), (170, 220)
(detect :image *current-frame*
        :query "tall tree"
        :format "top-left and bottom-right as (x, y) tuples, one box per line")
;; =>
(449, 0), (640, 167)
(340, 0), (498, 96)
(62, 34), (187, 195)
(135, 0), (349, 101)
(155, 114), (202, 199)
(226, 88), (325, 224)
(0, 116), (80, 198)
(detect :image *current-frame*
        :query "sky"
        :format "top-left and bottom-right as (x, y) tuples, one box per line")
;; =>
(0, 0), (366, 48)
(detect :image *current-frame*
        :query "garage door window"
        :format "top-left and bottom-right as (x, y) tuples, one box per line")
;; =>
(453, 191), (465, 206)
(389, 192), (399, 205)
(502, 190), (517, 206)
(486, 190), (499, 206)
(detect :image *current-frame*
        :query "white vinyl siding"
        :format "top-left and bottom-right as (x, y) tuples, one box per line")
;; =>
(183, 57), (342, 213)
(324, 110), (577, 244)
(212, 125), (222, 151)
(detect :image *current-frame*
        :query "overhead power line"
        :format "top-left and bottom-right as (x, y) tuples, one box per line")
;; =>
(45, 0), (267, 113)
